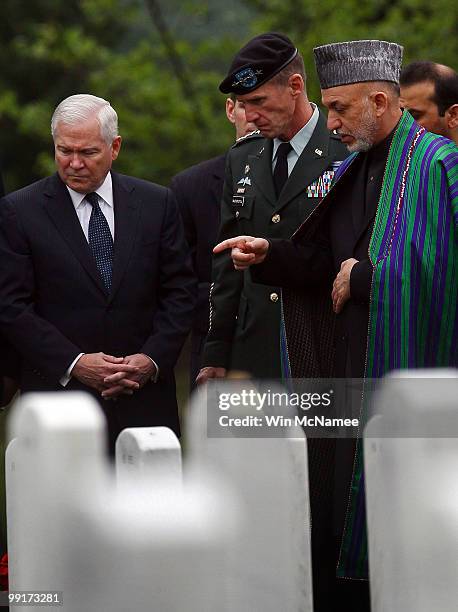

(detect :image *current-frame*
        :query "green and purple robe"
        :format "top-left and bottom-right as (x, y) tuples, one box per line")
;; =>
(283, 111), (458, 579)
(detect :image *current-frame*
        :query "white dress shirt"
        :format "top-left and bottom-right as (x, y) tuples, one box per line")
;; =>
(66, 172), (115, 240)
(272, 102), (320, 175)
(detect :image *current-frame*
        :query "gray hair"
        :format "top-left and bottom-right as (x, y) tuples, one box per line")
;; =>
(51, 94), (119, 144)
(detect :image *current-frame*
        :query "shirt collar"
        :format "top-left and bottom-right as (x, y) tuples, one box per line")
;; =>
(66, 172), (113, 210)
(272, 103), (319, 160)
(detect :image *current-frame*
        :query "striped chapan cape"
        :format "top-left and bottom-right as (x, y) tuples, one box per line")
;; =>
(282, 111), (458, 579)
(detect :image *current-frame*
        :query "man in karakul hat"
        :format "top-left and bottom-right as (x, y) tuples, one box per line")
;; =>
(214, 40), (458, 610)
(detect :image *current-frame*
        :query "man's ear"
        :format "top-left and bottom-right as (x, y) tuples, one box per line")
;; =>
(445, 104), (458, 130)
(226, 98), (236, 125)
(111, 136), (122, 161)
(288, 74), (304, 98)
(370, 91), (389, 117)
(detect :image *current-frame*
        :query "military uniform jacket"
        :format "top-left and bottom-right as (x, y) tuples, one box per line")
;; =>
(202, 110), (348, 379)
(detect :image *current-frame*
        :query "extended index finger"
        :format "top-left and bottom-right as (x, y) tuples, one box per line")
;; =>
(213, 235), (252, 254)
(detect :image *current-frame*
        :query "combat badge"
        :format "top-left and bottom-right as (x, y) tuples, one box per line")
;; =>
(232, 67), (263, 89)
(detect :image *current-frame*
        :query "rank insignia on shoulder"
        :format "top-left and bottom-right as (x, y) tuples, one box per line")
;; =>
(232, 195), (245, 207)
(233, 129), (262, 147)
(306, 170), (335, 198)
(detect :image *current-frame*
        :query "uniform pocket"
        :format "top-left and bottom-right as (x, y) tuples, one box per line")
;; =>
(232, 195), (254, 220)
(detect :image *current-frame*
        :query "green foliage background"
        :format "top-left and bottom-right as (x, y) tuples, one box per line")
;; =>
(0, 0), (456, 192)
(0, 0), (255, 190)
(249, 0), (458, 103)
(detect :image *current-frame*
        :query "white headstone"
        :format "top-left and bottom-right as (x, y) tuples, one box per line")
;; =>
(364, 371), (458, 612)
(6, 391), (236, 612)
(64, 478), (234, 612)
(116, 426), (182, 493)
(186, 380), (314, 612)
(4, 438), (21, 589)
(6, 391), (107, 597)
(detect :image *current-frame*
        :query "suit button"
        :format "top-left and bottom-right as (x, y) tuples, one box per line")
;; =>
(270, 292), (279, 302)
(271, 214), (280, 224)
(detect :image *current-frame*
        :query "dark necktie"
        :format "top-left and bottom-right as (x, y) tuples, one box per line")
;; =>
(273, 142), (292, 197)
(86, 192), (113, 292)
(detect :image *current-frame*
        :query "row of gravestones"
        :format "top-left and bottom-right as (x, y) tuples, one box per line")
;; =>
(4, 372), (458, 611)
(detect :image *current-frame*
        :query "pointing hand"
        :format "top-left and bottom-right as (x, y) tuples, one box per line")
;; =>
(213, 236), (269, 270)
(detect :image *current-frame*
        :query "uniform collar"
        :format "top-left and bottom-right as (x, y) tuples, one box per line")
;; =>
(272, 102), (320, 160)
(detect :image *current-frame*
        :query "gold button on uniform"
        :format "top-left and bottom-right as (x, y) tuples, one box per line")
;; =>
(271, 214), (280, 224)
(270, 292), (279, 302)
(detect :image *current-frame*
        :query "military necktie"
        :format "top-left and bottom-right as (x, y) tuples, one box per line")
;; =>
(273, 142), (292, 197)
(86, 192), (113, 292)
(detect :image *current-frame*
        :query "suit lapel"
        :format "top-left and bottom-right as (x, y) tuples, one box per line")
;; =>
(275, 111), (333, 212)
(248, 139), (276, 207)
(109, 172), (140, 303)
(43, 174), (107, 295)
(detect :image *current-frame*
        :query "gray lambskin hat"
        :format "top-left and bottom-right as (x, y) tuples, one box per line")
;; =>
(313, 40), (403, 89)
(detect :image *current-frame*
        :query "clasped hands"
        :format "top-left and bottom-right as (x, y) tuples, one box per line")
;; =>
(213, 236), (358, 314)
(72, 352), (156, 400)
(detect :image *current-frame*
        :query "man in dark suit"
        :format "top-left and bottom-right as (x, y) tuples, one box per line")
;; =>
(0, 166), (15, 406)
(197, 32), (348, 384)
(0, 164), (18, 407)
(170, 96), (256, 389)
(0, 94), (196, 451)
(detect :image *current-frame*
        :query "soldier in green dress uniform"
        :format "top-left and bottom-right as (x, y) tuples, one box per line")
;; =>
(197, 32), (348, 383)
